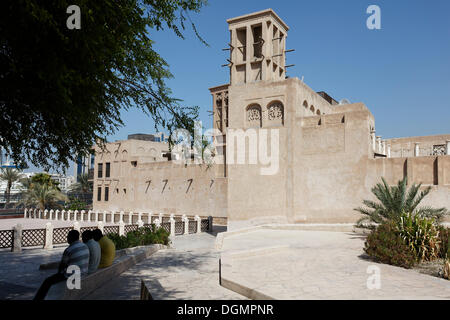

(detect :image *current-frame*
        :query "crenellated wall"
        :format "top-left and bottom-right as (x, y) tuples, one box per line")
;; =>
(386, 135), (450, 158)
(370, 155), (450, 187)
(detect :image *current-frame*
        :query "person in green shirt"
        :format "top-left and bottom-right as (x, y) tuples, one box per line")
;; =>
(92, 229), (116, 269)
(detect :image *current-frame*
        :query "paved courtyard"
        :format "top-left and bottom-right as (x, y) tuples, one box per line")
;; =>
(219, 229), (450, 300)
(84, 228), (244, 300)
(1, 224), (449, 300)
(0, 247), (65, 299)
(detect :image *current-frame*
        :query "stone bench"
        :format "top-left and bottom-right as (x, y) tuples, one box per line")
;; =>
(43, 244), (167, 300)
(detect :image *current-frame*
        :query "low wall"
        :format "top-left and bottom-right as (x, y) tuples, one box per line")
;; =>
(45, 244), (166, 300)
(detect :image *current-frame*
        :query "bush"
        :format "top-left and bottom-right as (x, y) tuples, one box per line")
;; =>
(364, 221), (417, 269)
(396, 212), (440, 262)
(437, 226), (450, 259)
(108, 225), (170, 250)
(64, 197), (88, 211)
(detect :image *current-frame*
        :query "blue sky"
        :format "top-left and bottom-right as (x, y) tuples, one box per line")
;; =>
(33, 0), (450, 173)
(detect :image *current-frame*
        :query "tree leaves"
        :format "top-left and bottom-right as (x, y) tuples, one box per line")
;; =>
(0, 0), (208, 171)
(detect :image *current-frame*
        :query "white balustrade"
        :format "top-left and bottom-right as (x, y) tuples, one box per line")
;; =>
(182, 215), (189, 235)
(194, 215), (201, 234)
(44, 222), (53, 249)
(170, 217), (175, 237)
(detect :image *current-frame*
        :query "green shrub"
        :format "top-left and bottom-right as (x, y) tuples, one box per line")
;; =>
(64, 197), (87, 211)
(437, 226), (450, 259)
(396, 212), (440, 262)
(108, 233), (129, 250)
(364, 221), (417, 269)
(107, 225), (170, 250)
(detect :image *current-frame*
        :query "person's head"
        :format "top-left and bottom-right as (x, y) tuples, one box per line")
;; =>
(81, 230), (93, 243)
(67, 230), (80, 245)
(92, 229), (103, 241)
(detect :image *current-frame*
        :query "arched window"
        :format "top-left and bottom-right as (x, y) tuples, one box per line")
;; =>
(316, 109), (321, 115)
(246, 104), (262, 127)
(303, 100), (308, 109)
(267, 101), (284, 126)
(310, 105), (315, 113)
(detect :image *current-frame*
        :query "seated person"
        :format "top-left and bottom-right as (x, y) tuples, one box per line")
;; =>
(34, 230), (89, 300)
(92, 229), (116, 269)
(81, 230), (101, 274)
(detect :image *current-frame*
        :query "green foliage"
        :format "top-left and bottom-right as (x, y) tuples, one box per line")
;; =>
(355, 177), (447, 229)
(0, 168), (23, 207)
(31, 173), (60, 190)
(108, 225), (170, 250)
(69, 173), (92, 193)
(19, 183), (68, 211)
(1, 0), (207, 170)
(166, 105), (200, 151)
(64, 197), (87, 211)
(364, 221), (417, 269)
(396, 212), (440, 262)
(437, 226), (450, 259)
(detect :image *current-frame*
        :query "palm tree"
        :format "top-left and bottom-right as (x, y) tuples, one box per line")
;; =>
(355, 177), (448, 229)
(20, 183), (68, 211)
(0, 168), (23, 208)
(18, 176), (32, 190)
(69, 173), (92, 193)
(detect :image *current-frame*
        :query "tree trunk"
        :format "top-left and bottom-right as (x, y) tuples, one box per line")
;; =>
(5, 182), (11, 209)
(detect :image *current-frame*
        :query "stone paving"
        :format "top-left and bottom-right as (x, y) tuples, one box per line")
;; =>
(2, 224), (450, 300)
(220, 229), (450, 300)
(0, 246), (66, 299)
(84, 228), (245, 300)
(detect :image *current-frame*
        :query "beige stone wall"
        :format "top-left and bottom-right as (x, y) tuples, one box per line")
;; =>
(386, 135), (450, 158)
(225, 77), (372, 229)
(225, 75), (450, 229)
(290, 103), (375, 225)
(94, 161), (227, 217)
(91, 9), (450, 230)
(93, 140), (227, 218)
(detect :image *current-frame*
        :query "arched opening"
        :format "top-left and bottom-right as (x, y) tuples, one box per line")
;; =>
(246, 104), (262, 128)
(316, 109), (321, 115)
(303, 100), (308, 109)
(267, 101), (284, 126)
(310, 105), (315, 113)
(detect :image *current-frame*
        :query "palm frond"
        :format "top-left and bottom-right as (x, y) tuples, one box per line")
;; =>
(354, 176), (448, 227)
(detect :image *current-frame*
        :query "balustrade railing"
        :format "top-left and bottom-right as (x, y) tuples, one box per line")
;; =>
(0, 209), (213, 251)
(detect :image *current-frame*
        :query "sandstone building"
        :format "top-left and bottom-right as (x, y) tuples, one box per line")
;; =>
(93, 9), (450, 230)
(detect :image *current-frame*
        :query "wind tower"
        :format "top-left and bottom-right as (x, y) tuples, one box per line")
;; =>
(226, 9), (291, 84)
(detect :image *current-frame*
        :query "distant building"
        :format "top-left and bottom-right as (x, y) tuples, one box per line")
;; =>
(48, 173), (76, 192)
(0, 146), (17, 169)
(74, 152), (95, 182)
(0, 171), (75, 205)
(127, 132), (168, 143)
